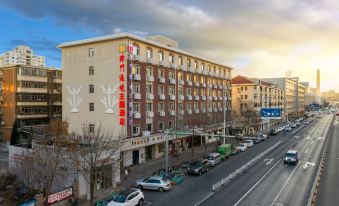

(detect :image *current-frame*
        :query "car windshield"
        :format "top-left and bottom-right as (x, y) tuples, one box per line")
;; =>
(286, 153), (296, 158)
(113, 194), (127, 203)
(207, 156), (214, 160)
(189, 161), (202, 167)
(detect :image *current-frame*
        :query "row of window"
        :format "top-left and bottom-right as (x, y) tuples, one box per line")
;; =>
(17, 94), (47, 101)
(17, 106), (48, 114)
(19, 68), (47, 77)
(18, 81), (47, 89)
(238, 86), (283, 94)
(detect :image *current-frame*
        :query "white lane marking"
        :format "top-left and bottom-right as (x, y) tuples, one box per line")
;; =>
(310, 140), (314, 145)
(270, 161), (300, 206)
(317, 137), (324, 140)
(303, 161), (315, 169)
(234, 159), (281, 206)
(306, 136), (311, 140)
(305, 147), (310, 154)
(194, 192), (215, 206)
(264, 159), (274, 165)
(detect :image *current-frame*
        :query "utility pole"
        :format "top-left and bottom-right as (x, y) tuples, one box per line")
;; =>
(165, 129), (169, 176)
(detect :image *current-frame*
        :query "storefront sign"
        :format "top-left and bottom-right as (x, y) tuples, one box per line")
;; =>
(47, 188), (72, 205)
(118, 44), (126, 126)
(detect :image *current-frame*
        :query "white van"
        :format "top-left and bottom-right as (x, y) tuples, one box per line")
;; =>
(207, 153), (221, 167)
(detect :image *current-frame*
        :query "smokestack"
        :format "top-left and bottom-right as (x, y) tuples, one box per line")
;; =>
(316, 69), (320, 97)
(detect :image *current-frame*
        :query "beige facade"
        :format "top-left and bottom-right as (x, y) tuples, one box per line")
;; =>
(232, 76), (283, 135)
(58, 33), (233, 167)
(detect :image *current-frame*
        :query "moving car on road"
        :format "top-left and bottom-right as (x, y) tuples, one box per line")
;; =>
(207, 153), (221, 166)
(187, 159), (209, 176)
(107, 188), (144, 206)
(136, 176), (171, 192)
(284, 150), (299, 165)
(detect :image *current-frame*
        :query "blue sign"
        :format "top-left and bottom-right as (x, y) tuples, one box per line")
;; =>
(260, 108), (282, 119)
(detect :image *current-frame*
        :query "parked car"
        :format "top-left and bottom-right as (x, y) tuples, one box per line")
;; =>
(295, 121), (301, 126)
(244, 139), (254, 148)
(207, 153), (221, 166)
(238, 143), (247, 152)
(187, 159), (209, 176)
(290, 123), (297, 128)
(136, 176), (171, 192)
(231, 145), (240, 155)
(284, 150), (299, 165)
(251, 137), (261, 144)
(285, 126), (292, 131)
(257, 134), (266, 142)
(269, 129), (279, 135)
(107, 188), (144, 206)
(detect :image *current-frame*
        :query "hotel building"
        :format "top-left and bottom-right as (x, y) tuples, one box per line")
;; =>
(231, 76), (283, 135)
(0, 65), (62, 142)
(58, 33), (233, 167)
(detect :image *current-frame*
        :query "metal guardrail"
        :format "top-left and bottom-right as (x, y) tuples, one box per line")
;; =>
(212, 140), (282, 191)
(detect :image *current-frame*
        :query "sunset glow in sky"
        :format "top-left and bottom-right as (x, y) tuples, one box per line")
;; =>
(0, 0), (338, 91)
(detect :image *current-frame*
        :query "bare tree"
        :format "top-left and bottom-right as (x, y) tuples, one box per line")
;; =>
(69, 123), (123, 206)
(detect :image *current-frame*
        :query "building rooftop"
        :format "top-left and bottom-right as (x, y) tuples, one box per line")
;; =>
(232, 75), (254, 84)
(57, 32), (234, 70)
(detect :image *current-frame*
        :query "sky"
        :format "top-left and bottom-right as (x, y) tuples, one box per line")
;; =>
(0, 0), (339, 91)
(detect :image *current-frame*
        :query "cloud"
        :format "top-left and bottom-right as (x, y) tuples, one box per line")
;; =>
(2, 0), (339, 90)
(8, 38), (59, 53)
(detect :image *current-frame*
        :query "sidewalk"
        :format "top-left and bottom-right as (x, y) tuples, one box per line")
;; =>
(82, 142), (218, 205)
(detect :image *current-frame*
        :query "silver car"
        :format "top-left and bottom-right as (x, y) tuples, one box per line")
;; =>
(136, 176), (171, 192)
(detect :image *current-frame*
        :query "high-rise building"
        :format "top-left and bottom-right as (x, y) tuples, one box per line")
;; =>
(316, 69), (321, 104)
(231, 75), (283, 135)
(0, 65), (62, 142)
(58, 33), (233, 169)
(0, 45), (45, 67)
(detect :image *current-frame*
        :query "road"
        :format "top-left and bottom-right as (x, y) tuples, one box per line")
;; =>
(316, 116), (339, 205)
(200, 114), (333, 206)
(140, 115), (333, 206)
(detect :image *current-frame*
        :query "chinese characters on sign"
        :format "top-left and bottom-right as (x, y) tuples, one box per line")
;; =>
(47, 188), (73, 204)
(119, 45), (126, 126)
(128, 44), (135, 126)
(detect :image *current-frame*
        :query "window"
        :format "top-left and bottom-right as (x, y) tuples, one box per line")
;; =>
(168, 103), (175, 111)
(193, 89), (198, 96)
(89, 66), (94, 75)
(200, 76), (205, 83)
(133, 103), (140, 112)
(146, 124), (152, 132)
(158, 51), (164, 61)
(178, 87), (183, 95)
(245, 95), (248, 99)
(201, 89), (205, 96)
(146, 48), (152, 59)
(146, 84), (153, 94)
(178, 103), (183, 110)
(158, 122), (164, 131)
(168, 121), (173, 129)
(245, 87), (247, 91)
(169, 54), (174, 63)
(201, 102), (206, 109)
(89, 124), (95, 134)
(241, 95), (243, 99)
(0, 132), (3, 140)
(194, 61), (198, 69)
(194, 102), (199, 110)
(146, 67), (153, 76)
(89, 48), (94, 57)
(158, 85), (164, 95)
(132, 65), (140, 75)
(89, 103), (94, 111)
(132, 43), (140, 55)
(187, 88), (191, 95)
(89, 84), (94, 93)
(158, 69), (165, 78)
(169, 71), (175, 79)
(146, 103), (153, 112)
(186, 102), (191, 110)
(186, 74), (191, 82)
(132, 84), (140, 93)
(178, 56), (183, 65)
(169, 86), (175, 95)
(132, 125), (140, 136)
(187, 58), (191, 68)
(158, 102), (164, 111)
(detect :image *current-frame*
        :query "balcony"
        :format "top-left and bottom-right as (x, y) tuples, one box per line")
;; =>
(179, 65), (186, 71)
(159, 61), (164, 66)
(159, 94), (166, 100)
(209, 71), (215, 76)
(213, 108), (218, 112)
(159, 111), (165, 117)
(133, 74), (141, 81)
(146, 76), (154, 82)
(208, 84), (213, 89)
(195, 109), (199, 114)
(187, 95), (192, 100)
(147, 58), (153, 64)
(202, 83), (206, 88)
(170, 63), (177, 69)
(147, 111), (154, 118)
(208, 96), (212, 101)
(203, 70), (208, 75)
(169, 95), (176, 100)
(159, 77), (166, 83)
(208, 108), (213, 113)
(133, 54), (140, 61)
(179, 80), (185, 85)
(142, 131), (151, 137)
(187, 109), (192, 114)
(133, 93), (141, 99)
(224, 96), (228, 101)
(169, 78), (176, 85)
(195, 82), (200, 87)
(194, 95), (200, 101)
(219, 108), (223, 112)
(17, 114), (48, 119)
(201, 96), (206, 101)
(219, 85), (223, 89)
(146, 93), (154, 100)
(133, 112), (141, 119)
(213, 84), (218, 89)
(219, 96), (223, 100)
(223, 85), (228, 90)
(170, 110), (176, 116)
(187, 81), (193, 86)
(17, 74), (47, 82)
(17, 87), (47, 93)
(179, 95), (185, 101)
(189, 67), (195, 73)
(180, 110), (185, 115)
(213, 96), (218, 101)
(196, 69), (202, 74)
(201, 108), (206, 113)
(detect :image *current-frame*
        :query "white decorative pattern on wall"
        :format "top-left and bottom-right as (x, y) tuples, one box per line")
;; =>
(67, 86), (82, 113)
(100, 85), (119, 114)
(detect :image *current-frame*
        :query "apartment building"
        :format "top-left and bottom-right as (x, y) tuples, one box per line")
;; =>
(261, 77), (305, 120)
(231, 76), (283, 135)
(58, 33), (233, 168)
(0, 45), (45, 67)
(0, 65), (62, 142)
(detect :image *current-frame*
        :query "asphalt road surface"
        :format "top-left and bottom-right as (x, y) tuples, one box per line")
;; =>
(316, 116), (339, 206)
(139, 115), (333, 206)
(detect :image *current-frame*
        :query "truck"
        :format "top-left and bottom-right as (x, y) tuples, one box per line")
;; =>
(217, 144), (232, 160)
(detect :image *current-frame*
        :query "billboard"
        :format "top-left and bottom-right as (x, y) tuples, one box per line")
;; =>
(260, 108), (282, 119)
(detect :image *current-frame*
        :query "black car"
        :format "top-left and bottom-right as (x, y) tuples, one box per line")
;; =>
(269, 129), (279, 135)
(187, 160), (209, 176)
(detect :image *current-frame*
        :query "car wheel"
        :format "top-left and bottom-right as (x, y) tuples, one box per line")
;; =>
(138, 199), (144, 206)
(137, 185), (143, 190)
(158, 187), (164, 192)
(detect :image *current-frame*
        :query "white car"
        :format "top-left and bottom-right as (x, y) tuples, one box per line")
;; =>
(238, 143), (247, 152)
(108, 188), (144, 206)
(285, 126), (292, 131)
(244, 140), (254, 148)
(290, 123), (297, 128)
